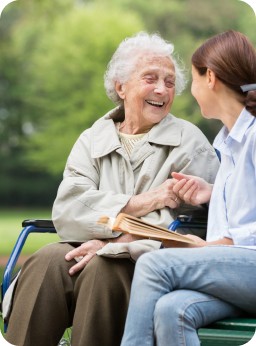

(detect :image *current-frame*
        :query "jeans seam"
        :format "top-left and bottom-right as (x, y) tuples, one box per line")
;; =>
(178, 296), (218, 346)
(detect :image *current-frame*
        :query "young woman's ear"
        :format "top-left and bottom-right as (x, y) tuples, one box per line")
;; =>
(115, 82), (125, 99)
(207, 68), (216, 89)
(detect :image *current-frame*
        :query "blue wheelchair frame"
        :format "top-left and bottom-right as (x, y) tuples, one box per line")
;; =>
(1, 219), (56, 332)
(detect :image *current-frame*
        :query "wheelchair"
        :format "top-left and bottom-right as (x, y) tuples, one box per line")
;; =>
(1, 213), (256, 346)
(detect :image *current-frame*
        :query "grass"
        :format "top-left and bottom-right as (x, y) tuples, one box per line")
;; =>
(0, 208), (59, 258)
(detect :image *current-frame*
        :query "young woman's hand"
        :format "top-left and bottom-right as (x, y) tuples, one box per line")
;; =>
(171, 172), (213, 206)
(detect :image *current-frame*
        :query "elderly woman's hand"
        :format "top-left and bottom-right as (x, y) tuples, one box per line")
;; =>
(122, 178), (181, 217)
(65, 239), (106, 275)
(65, 233), (141, 275)
(152, 178), (182, 209)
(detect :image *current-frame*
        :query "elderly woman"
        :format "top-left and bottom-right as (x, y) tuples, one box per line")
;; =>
(121, 30), (256, 346)
(5, 32), (219, 346)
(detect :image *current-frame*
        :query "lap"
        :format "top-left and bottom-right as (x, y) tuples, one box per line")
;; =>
(23, 242), (135, 286)
(136, 246), (256, 315)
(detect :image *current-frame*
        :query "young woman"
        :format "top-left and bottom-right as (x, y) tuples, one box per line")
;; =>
(121, 30), (256, 346)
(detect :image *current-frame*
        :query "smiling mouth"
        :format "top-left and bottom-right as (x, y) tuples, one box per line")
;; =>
(146, 100), (165, 107)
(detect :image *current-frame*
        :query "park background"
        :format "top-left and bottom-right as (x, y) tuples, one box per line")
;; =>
(0, 0), (256, 332)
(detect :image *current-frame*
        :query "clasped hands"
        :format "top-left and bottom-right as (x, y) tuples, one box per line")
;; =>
(165, 172), (213, 247)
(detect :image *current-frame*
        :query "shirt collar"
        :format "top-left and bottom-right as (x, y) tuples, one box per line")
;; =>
(213, 108), (255, 153)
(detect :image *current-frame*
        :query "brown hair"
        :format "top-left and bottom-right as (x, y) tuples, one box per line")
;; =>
(192, 30), (256, 116)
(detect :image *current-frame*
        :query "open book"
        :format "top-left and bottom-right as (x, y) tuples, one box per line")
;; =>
(97, 213), (196, 244)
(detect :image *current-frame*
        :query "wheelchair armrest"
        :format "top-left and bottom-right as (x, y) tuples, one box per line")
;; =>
(22, 219), (54, 228)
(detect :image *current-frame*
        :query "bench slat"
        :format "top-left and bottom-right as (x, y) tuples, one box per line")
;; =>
(199, 328), (255, 345)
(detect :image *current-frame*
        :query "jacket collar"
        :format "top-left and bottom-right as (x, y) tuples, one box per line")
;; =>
(91, 106), (183, 158)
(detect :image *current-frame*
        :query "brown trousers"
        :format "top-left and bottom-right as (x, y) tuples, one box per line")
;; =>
(5, 243), (135, 346)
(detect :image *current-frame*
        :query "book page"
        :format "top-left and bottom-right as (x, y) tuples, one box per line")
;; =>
(98, 213), (196, 244)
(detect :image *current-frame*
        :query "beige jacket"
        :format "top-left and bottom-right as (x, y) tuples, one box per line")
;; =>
(52, 107), (219, 242)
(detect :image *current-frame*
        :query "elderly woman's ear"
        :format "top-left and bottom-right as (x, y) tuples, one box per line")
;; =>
(115, 82), (126, 100)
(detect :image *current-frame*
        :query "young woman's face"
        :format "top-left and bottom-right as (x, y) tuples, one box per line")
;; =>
(191, 65), (215, 119)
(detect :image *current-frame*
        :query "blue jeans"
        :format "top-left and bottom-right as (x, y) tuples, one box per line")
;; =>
(121, 246), (256, 346)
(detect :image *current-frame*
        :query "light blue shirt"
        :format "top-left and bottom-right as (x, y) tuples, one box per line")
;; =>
(207, 108), (256, 246)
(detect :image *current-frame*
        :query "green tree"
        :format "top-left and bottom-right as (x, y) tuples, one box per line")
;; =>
(21, 5), (143, 175)
(0, 0), (74, 206)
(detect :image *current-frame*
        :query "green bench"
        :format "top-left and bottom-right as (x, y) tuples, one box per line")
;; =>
(199, 318), (256, 345)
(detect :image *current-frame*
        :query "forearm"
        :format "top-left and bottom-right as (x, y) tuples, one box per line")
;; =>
(121, 191), (159, 217)
(207, 237), (234, 246)
(163, 236), (234, 249)
(122, 180), (179, 217)
(195, 236), (234, 247)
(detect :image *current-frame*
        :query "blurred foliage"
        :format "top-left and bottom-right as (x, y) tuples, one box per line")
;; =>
(0, 0), (255, 206)
(21, 6), (143, 175)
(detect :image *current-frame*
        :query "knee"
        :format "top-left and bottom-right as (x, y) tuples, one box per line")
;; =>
(154, 291), (208, 331)
(22, 243), (75, 273)
(136, 251), (154, 270)
(135, 251), (161, 278)
(154, 293), (179, 324)
(34, 242), (72, 259)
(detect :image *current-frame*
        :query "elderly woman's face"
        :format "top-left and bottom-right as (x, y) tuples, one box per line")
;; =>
(116, 54), (176, 129)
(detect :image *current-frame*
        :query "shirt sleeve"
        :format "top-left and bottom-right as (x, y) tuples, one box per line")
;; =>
(225, 224), (256, 246)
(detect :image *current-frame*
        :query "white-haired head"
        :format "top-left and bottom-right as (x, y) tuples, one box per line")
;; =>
(104, 32), (187, 105)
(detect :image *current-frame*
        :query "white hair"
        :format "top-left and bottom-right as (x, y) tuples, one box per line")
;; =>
(104, 32), (187, 105)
